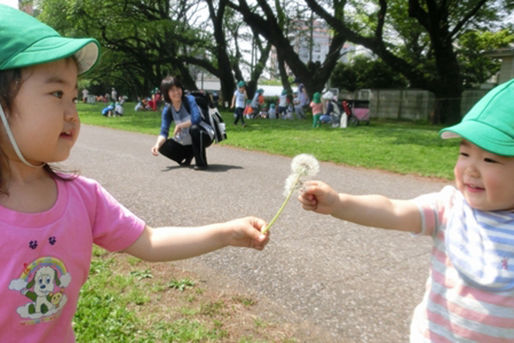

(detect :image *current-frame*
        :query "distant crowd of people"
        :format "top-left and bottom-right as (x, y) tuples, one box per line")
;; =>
(231, 81), (310, 127)
(81, 81), (343, 128)
(80, 86), (165, 117)
(231, 80), (345, 128)
(134, 87), (162, 112)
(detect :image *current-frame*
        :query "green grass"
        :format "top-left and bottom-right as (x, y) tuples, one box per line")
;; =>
(78, 102), (458, 179)
(74, 247), (295, 342)
(74, 256), (224, 342)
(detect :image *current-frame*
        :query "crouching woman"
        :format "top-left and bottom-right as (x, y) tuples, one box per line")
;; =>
(151, 76), (213, 170)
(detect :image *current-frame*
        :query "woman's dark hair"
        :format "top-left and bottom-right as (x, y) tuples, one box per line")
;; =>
(0, 68), (76, 194)
(160, 75), (184, 103)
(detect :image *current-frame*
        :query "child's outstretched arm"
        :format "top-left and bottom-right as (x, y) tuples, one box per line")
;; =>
(124, 217), (269, 262)
(299, 180), (422, 233)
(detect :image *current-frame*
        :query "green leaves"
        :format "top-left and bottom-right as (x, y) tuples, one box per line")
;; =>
(168, 279), (196, 292)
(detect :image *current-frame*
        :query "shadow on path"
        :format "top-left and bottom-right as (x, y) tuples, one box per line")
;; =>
(161, 164), (243, 173)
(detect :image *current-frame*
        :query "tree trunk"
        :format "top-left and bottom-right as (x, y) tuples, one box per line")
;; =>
(227, 0), (346, 99)
(304, 0), (489, 124)
(207, 0), (236, 106)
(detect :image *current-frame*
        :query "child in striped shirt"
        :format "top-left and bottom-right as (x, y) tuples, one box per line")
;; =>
(299, 79), (514, 342)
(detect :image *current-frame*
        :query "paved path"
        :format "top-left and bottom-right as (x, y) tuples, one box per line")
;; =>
(68, 125), (450, 342)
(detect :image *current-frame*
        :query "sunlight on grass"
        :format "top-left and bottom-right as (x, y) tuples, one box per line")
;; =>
(78, 102), (457, 179)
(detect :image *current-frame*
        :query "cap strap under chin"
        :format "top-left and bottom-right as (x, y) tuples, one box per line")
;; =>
(0, 105), (44, 168)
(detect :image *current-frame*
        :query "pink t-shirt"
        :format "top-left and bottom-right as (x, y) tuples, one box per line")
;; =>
(0, 175), (145, 342)
(310, 102), (323, 115)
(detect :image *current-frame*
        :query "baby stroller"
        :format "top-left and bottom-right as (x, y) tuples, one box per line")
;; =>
(342, 99), (370, 126)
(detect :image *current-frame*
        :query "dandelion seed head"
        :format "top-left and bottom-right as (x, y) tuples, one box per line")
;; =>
(263, 154), (320, 234)
(283, 174), (302, 197)
(291, 154), (319, 177)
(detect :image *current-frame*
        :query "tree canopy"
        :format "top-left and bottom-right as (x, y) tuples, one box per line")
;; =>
(35, 0), (513, 122)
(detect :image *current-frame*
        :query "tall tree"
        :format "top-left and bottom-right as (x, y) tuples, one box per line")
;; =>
(39, 0), (208, 96)
(304, 0), (511, 123)
(226, 0), (348, 98)
(204, 0), (237, 103)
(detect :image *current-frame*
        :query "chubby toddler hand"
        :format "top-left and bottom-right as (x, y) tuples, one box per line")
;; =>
(298, 180), (339, 215)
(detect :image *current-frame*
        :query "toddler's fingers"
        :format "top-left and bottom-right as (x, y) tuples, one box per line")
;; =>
(298, 193), (318, 211)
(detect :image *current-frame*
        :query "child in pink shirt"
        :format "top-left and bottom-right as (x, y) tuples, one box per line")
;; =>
(0, 6), (269, 342)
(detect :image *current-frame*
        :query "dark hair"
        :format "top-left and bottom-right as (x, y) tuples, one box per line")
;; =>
(160, 75), (185, 103)
(0, 68), (22, 111)
(0, 69), (22, 193)
(0, 68), (76, 194)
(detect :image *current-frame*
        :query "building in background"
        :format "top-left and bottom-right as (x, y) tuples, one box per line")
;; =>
(486, 47), (514, 84)
(267, 18), (367, 80)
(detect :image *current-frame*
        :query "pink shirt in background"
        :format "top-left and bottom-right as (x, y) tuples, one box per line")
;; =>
(310, 102), (323, 115)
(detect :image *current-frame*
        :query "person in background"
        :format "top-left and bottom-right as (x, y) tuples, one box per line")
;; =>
(320, 91), (334, 124)
(277, 89), (288, 119)
(149, 87), (161, 111)
(231, 80), (247, 127)
(310, 92), (323, 128)
(134, 96), (144, 111)
(294, 82), (308, 119)
(299, 79), (514, 342)
(258, 103), (268, 119)
(114, 97), (124, 116)
(268, 103), (276, 119)
(102, 102), (114, 117)
(110, 87), (117, 104)
(151, 76), (214, 170)
(243, 99), (253, 119)
(81, 88), (89, 103)
(250, 88), (264, 115)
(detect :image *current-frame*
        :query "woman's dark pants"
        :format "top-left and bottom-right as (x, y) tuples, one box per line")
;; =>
(159, 125), (212, 167)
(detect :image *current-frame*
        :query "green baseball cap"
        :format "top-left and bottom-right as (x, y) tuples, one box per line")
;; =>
(440, 78), (514, 156)
(0, 4), (100, 74)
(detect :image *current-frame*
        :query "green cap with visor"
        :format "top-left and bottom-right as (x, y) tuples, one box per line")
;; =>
(0, 4), (100, 74)
(0, 5), (100, 168)
(440, 79), (514, 156)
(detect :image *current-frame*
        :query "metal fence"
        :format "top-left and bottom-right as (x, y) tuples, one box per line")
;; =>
(339, 88), (489, 121)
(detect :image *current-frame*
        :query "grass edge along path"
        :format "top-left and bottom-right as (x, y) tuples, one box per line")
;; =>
(78, 102), (458, 180)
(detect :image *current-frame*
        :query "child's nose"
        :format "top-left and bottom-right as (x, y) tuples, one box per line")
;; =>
(64, 103), (79, 121)
(464, 163), (480, 178)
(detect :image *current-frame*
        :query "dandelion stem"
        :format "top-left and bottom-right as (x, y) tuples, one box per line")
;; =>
(262, 173), (301, 234)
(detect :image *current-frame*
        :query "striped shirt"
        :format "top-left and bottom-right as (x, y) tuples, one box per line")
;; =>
(412, 186), (514, 342)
